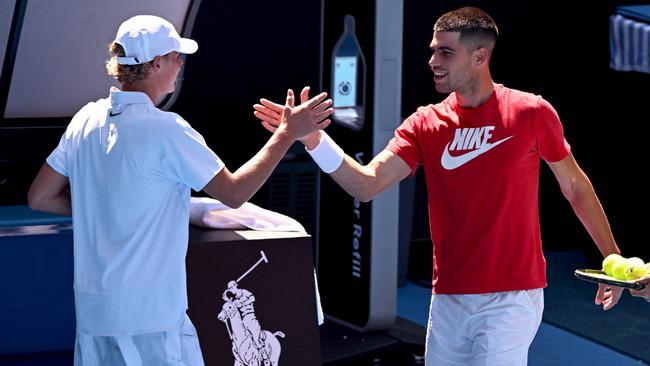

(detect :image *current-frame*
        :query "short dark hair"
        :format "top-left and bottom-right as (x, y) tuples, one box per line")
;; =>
(434, 7), (498, 53)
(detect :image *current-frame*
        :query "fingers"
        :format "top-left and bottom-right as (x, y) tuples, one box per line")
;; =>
(600, 286), (623, 310)
(253, 105), (282, 123)
(603, 295), (620, 310)
(302, 92), (329, 109)
(316, 119), (331, 129)
(260, 121), (278, 134)
(285, 89), (295, 108)
(303, 95), (333, 124)
(315, 108), (334, 120)
(259, 99), (284, 113)
(312, 98), (333, 114)
(258, 88), (324, 111)
(300, 86), (311, 104)
(595, 284), (606, 305)
(254, 111), (281, 129)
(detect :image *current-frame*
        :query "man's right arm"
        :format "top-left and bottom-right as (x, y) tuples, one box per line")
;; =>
(303, 131), (411, 202)
(254, 87), (411, 201)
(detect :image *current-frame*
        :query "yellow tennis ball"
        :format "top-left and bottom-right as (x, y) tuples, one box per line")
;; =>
(602, 254), (624, 276)
(611, 258), (629, 280)
(626, 257), (649, 280)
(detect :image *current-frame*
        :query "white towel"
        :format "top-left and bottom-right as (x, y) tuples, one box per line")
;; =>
(189, 197), (306, 233)
(610, 14), (650, 74)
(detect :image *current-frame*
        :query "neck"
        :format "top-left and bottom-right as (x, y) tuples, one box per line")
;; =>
(455, 73), (495, 108)
(121, 81), (163, 105)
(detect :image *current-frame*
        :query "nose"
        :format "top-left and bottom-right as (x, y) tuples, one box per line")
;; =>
(428, 53), (437, 68)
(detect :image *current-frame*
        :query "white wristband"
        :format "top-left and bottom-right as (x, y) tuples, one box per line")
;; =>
(306, 132), (344, 173)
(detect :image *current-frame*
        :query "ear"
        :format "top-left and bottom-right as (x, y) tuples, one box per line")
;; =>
(474, 47), (489, 66)
(151, 55), (163, 69)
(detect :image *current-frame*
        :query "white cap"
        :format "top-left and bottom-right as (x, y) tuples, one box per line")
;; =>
(114, 15), (198, 65)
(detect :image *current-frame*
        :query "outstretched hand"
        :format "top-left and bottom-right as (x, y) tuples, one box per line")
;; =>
(595, 283), (623, 310)
(630, 275), (650, 302)
(254, 86), (329, 145)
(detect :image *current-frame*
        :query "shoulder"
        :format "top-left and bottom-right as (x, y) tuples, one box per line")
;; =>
(75, 98), (106, 120)
(147, 108), (187, 127)
(498, 84), (557, 117)
(145, 110), (209, 148)
(141, 109), (194, 135)
(498, 85), (539, 108)
(402, 101), (452, 135)
(405, 103), (448, 124)
(65, 98), (108, 135)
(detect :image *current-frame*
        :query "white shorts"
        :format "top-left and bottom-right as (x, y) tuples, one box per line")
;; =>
(74, 314), (204, 366)
(425, 289), (544, 366)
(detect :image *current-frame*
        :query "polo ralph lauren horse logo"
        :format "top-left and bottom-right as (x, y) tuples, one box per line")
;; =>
(217, 251), (285, 366)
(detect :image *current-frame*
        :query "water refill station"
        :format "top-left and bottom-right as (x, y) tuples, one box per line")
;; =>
(317, 0), (404, 331)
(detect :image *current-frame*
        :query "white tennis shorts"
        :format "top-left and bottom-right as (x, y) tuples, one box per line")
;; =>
(425, 289), (544, 366)
(74, 314), (204, 366)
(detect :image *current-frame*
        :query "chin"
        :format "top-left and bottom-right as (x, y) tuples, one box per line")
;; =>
(435, 85), (451, 94)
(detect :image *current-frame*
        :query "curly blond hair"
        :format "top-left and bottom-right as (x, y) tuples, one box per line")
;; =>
(105, 43), (152, 83)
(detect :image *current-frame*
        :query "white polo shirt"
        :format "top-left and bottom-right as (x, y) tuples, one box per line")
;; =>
(47, 87), (224, 336)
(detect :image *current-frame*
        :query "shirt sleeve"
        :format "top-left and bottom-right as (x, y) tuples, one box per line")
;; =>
(386, 110), (423, 174)
(158, 116), (225, 191)
(535, 97), (571, 162)
(45, 132), (69, 177)
(45, 101), (98, 178)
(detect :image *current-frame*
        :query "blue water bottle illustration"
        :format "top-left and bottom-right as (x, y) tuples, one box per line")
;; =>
(331, 15), (366, 131)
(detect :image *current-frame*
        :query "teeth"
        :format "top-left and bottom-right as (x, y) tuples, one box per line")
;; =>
(433, 71), (447, 77)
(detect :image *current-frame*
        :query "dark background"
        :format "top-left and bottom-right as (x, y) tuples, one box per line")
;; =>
(1, 0), (649, 264)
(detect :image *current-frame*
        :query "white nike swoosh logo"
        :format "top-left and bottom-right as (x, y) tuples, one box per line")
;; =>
(441, 136), (513, 170)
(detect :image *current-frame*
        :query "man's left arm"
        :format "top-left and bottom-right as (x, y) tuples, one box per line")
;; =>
(547, 152), (623, 310)
(27, 163), (72, 216)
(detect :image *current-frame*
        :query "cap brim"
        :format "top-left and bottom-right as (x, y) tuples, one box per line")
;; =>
(179, 38), (198, 54)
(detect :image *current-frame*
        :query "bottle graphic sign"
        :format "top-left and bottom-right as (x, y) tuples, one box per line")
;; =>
(331, 15), (365, 130)
(333, 56), (357, 108)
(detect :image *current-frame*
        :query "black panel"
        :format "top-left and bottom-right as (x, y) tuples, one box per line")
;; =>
(319, 0), (376, 329)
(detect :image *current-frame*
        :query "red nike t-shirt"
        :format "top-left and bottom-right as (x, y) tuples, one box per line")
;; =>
(387, 84), (570, 294)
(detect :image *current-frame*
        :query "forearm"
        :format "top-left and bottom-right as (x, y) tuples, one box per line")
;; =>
(228, 130), (294, 206)
(303, 131), (375, 200)
(28, 187), (72, 216)
(304, 132), (409, 202)
(329, 156), (382, 202)
(566, 178), (619, 257)
(27, 164), (72, 216)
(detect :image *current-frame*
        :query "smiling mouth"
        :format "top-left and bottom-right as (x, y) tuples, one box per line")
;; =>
(433, 70), (448, 81)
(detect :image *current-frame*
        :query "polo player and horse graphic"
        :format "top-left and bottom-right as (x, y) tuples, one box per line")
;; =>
(217, 251), (285, 366)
